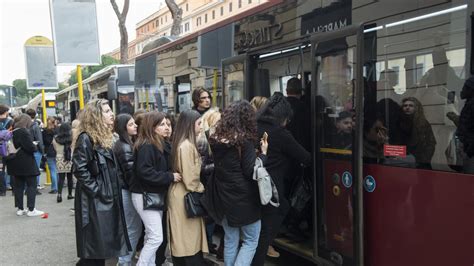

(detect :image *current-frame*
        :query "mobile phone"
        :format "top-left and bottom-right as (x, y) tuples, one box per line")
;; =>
(263, 132), (268, 141)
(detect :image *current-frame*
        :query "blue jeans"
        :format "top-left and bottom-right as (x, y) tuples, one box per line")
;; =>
(222, 217), (261, 266)
(47, 157), (58, 191)
(33, 152), (42, 186)
(118, 189), (143, 265)
(5, 172), (10, 187)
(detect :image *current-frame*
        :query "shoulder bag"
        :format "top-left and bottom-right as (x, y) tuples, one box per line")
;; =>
(253, 157), (280, 207)
(184, 191), (205, 218)
(143, 192), (166, 210)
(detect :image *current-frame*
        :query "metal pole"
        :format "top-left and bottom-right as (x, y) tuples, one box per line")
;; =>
(9, 87), (13, 107)
(212, 69), (218, 107)
(77, 65), (85, 109)
(41, 89), (51, 186)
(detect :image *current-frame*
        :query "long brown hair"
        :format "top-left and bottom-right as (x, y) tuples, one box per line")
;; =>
(79, 99), (114, 149)
(171, 110), (201, 171)
(134, 111), (165, 152)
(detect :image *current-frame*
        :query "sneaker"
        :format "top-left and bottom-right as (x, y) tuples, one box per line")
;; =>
(36, 190), (42, 195)
(6, 186), (12, 190)
(48, 190), (58, 194)
(26, 208), (44, 217)
(37, 185), (45, 190)
(16, 208), (27, 216)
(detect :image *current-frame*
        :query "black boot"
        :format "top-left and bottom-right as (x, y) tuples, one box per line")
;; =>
(57, 194), (62, 203)
(67, 194), (74, 200)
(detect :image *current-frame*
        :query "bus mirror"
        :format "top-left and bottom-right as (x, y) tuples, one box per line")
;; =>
(107, 75), (118, 100)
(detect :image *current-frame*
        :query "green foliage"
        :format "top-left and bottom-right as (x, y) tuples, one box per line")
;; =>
(12, 79), (27, 98)
(68, 55), (120, 86)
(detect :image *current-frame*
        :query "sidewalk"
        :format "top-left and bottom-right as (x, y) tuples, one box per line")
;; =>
(0, 172), (77, 265)
(0, 172), (314, 265)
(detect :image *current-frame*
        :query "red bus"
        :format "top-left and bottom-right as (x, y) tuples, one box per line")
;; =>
(138, 0), (474, 265)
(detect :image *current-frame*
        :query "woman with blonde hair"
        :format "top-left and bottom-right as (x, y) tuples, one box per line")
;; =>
(196, 108), (221, 253)
(72, 99), (129, 266)
(168, 110), (208, 265)
(250, 96), (268, 112)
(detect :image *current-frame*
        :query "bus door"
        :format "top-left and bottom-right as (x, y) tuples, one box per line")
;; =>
(311, 25), (365, 266)
(221, 54), (251, 108)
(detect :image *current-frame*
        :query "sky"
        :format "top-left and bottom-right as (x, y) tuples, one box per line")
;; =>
(0, 0), (164, 86)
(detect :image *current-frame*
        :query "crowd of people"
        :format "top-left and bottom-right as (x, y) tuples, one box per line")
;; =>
(61, 79), (311, 266)
(0, 106), (74, 217)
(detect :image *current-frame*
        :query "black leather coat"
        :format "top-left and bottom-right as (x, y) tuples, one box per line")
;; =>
(72, 133), (130, 259)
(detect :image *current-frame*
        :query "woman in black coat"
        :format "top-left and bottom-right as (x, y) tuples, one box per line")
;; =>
(252, 93), (311, 266)
(7, 114), (44, 217)
(205, 100), (268, 266)
(72, 99), (130, 266)
(131, 111), (181, 265)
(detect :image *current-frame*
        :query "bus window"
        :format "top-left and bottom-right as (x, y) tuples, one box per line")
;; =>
(365, 4), (468, 172)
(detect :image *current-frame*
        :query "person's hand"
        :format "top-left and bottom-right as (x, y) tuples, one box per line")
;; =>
(260, 138), (268, 155)
(173, 173), (182, 182)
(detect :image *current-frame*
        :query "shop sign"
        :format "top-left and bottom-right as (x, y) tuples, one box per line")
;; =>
(301, 0), (352, 35)
(235, 23), (283, 50)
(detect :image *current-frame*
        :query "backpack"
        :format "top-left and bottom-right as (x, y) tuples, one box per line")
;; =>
(0, 118), (13, 157)
(253, 157), (280, 207)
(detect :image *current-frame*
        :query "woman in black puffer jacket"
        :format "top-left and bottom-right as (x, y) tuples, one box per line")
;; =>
(112, 113), (141, 266)
(252, 93), (311, 266)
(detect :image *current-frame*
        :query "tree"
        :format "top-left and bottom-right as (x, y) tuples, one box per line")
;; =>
(12, 79), (28, 98)
(111, 0), (130, 64)
(68, 55), (120, 85)
(165, 0), (183, 36)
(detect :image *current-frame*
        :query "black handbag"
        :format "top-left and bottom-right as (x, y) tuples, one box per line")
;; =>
(143, 192), (166, 210)
(184, 191), (205, 218)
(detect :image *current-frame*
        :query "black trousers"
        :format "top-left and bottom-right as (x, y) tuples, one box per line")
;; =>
(13, 175), (36, 211)
(76, 258), (105, 266)
(172, 251), (206, 266)
(58, 172), (73, 195)
(252, 204), (288, 266)
(0, 169), (5, 194)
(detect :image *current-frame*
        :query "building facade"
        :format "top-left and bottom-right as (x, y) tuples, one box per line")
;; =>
(107, 0), (266, 63)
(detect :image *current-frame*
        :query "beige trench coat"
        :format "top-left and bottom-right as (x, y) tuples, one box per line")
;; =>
(167, 139), (208, 257)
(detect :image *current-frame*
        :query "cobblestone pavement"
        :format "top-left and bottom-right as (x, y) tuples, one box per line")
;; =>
(0, 173), (315, 265)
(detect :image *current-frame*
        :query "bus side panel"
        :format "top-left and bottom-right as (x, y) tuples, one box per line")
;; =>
(323, 159), (354, 258)
(364, 164), (474, 266)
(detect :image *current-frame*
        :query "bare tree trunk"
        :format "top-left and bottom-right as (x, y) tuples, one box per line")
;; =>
(165, 0), (183, 36)
(111, 0), (130, 64)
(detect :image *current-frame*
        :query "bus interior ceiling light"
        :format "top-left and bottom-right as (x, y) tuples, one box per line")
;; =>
(363, 4), (467, 33)
(259, 46), (301, 59)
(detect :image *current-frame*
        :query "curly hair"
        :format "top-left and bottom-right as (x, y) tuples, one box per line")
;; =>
(79, 99), (114, 149)
(210, 100), (257, 146)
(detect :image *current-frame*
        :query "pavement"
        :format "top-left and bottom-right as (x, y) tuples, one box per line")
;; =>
(0, 172), (77, 265)
(0, 172), (315, 265)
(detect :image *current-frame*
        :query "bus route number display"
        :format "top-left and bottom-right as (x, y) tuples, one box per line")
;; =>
(383, 144), (407, 158)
